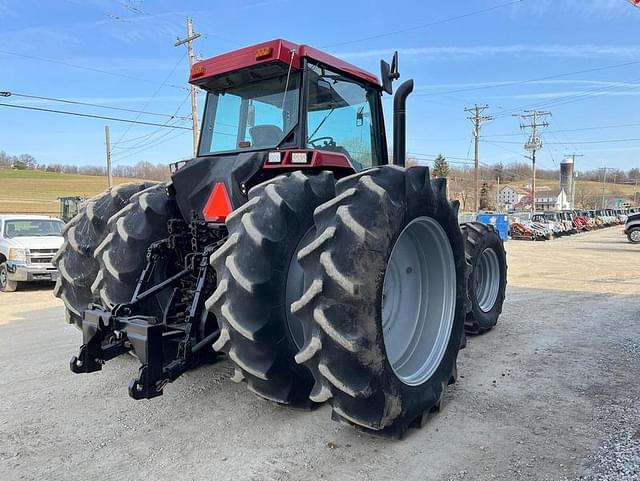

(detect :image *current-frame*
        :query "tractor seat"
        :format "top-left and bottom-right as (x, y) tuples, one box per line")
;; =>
(249, 125), (283, 148)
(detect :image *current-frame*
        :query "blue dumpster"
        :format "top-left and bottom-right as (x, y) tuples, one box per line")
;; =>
(476, 213), (509, 241)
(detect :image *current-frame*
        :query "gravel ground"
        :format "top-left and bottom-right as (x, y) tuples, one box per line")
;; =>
(0, 226), (638, 481)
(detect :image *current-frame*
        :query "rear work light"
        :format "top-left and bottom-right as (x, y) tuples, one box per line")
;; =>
(202, 182), (233, 222)
(267, 151), (282, 163)
(290, 152), (310, 164)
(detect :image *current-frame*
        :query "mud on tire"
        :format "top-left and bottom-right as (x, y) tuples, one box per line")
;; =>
(92, 183), (178, 307)
(52, 183), (153, 326)
(461, 222), (507, 334)
(206, 171), (335, 407)
(292, 165), (468, 438)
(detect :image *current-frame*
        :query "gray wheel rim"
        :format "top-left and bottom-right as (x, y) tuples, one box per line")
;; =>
(476, 248), (500, 313)
(0, 266), (6, 289)
(285, 228), (316, 349)
(631, 230), (640, 242)
(381, 217), (456, 386)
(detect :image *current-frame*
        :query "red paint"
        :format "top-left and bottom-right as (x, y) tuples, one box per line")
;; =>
(262, 149), (356, 171)
(189, 39), (380, 88)
(202, 182), (233, 222)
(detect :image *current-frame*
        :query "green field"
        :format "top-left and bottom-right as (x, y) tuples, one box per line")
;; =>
(0, 169), (147, 216)
(535, 178), (636, 197)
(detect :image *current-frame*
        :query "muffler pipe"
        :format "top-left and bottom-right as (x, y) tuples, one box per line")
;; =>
(393, 79), (414, 167)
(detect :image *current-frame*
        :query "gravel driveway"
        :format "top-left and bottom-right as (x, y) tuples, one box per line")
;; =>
(0, 226), (638, 481)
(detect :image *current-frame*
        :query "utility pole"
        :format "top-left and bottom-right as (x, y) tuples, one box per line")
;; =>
(516, 110), (551, 213)
(600, 167), (612, 209)
(175, 17), (201, 157)
(465, 104), (493, 212)
(104, 125), (112, 189)
(564, 153), (583, 209)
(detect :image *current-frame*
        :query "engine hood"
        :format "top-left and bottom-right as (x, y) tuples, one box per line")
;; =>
(4, 236), (64, 250)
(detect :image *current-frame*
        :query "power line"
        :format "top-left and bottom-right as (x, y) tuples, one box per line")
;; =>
(0, 48), (189, 91)
(0, 102), (191, 129)
(1, 91), (191, 120)
(414, 60), (640, 98)
(485, 138), (640, 145)
(483, 122), (640, 138)
(323, 0), (526, 48)
(112, 92), (191, 151)
(114, 52), (187, 145)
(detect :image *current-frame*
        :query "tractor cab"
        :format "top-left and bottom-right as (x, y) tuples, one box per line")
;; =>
(191, 39), (387, 172)
(171, 39), (405, 224)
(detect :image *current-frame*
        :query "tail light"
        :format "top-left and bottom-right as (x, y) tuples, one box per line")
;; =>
(202, 182), (233, 222)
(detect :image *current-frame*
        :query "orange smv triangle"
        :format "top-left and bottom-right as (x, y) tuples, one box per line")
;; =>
(202, 182), (233, 222)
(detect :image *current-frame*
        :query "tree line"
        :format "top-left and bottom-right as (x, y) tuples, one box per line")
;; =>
(0, 150), (170, 181)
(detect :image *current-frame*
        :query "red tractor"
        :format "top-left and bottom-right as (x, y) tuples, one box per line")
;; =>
(53, 39), (506, 438)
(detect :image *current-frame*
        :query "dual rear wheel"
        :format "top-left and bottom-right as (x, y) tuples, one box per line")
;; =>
(207, 166), (468, 437)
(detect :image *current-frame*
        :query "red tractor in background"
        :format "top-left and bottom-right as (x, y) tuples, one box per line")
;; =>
(53, 39), (507, 438)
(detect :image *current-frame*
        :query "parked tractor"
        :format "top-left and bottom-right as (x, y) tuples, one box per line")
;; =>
(53, 40), (507, 438)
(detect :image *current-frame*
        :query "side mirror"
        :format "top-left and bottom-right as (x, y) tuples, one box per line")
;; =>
(380, 51), (399, 95)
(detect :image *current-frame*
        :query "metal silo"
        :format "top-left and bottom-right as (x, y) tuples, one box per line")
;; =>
(560, 158), (574, 208)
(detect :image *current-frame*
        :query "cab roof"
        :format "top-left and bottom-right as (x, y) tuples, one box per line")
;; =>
(189, 38), (380, 88)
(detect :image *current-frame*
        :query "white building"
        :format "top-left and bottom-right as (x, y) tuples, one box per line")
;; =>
(534, 188), (571, 211)
(498, 185), (530, 211)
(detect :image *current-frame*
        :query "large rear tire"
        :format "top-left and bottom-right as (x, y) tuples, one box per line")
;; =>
(293, 166), (468, 438)
(461, 222), (507, 334)
(91, 183), (178, 307)
(206, 171), (336, 407)
(52, 183), (153, 326)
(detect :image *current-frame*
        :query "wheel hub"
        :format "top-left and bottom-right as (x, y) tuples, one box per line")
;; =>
(475, 248), (500, 313)
(381, 217), (456, 386)
(631, 230), (640, 242)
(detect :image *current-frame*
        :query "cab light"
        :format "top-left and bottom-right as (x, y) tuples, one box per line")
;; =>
(290, 152), (310, 164)
(267, 151), (282, 164)
(255, 46), (273, 60)
(202, 183), (233, 222)
(190, 64), (206, 78)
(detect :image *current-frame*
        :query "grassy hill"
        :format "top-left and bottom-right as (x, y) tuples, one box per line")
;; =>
(0, 168), (148, 215)
(535, 178), (636, 197)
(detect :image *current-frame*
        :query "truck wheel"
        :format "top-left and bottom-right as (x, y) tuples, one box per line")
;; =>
(461, 222), (507, 335)
(52, 183), (153, 326)
(92, 183), (178, 307)
(292, 166), (468, 438)
(206, 171), (335, 407)
(627, 227), (640, 244)
(0, 263), (18, 292)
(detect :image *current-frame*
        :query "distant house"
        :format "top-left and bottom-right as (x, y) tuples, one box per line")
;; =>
(498, 185), (530, 211)
(534, 188), (571, 211)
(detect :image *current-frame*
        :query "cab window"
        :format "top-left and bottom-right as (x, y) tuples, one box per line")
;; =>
(305, 63), (381, 170)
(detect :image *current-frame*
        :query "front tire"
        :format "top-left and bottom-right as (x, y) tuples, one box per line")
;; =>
(461, 222), (507, 334)
(627, 227), (640, 244)
(206, 171), (336, 407)
(293, 166), (468, 438)
(0, 263), (17, 292)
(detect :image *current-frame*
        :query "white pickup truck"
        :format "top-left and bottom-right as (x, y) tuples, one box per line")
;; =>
(0, 215), (65, 292)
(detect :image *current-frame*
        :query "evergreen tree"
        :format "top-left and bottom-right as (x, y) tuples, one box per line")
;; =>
(432, 154), (450, 178)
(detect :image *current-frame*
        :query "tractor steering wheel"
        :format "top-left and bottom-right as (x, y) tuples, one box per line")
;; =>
(308, 136), (336, 148)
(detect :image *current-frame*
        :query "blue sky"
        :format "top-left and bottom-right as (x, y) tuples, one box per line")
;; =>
(1, 0), (639, 172)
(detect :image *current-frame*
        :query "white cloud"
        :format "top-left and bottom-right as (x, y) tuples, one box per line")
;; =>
(337, 44), (640, 61)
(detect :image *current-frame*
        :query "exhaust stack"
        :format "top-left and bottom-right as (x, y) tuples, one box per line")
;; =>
(393, 79), (414, 167)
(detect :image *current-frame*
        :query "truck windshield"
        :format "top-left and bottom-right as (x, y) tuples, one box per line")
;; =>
(3, 219), (64, 238)
(199, 73), (300, 155)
